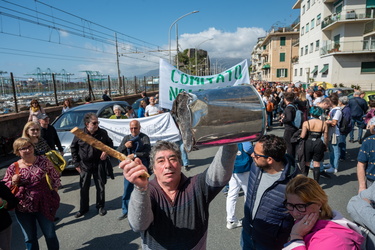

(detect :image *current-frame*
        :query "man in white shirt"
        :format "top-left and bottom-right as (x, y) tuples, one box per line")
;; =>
(145, 96), (163, 117)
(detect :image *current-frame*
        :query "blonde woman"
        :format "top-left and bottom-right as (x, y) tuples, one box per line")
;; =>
(283, 175), (363, 249)
(22, 121), (51, 155)
(2, 137), (60, 249)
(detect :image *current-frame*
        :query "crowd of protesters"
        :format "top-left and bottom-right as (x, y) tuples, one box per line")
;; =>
(2, 85), (375, 249)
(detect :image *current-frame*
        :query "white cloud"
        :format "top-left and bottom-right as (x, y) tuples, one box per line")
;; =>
(178, 27), (266, 59)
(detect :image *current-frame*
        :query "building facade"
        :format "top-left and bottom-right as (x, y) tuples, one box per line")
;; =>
(250, 28), (299, 83)
(292, 0), (375, 90)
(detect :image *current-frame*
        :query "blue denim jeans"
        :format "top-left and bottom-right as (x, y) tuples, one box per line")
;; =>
(241, 229), (269, 250)
(338, 134), (347, 160)
(329, 138), (340, 170)
(266, 111), (273, 126)
(121, 177), (134, 215)
(350, 118), (364, 141)
(178, 140), (189, 166)
(15, 210), (59, 250)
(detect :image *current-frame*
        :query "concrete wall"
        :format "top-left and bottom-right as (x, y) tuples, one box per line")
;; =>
(0, 91), (158, 139)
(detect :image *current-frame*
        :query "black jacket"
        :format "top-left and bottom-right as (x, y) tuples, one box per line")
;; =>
(117, 132), (151, 168)
(243, 154), (299, 249)
(71, 127), (113, 171)
(0, 181), (18, 232)
(41, 124), (63, 152)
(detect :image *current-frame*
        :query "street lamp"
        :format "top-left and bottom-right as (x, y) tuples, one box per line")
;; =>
(195, 38), (213, 76)
(168, 10), (199, 64)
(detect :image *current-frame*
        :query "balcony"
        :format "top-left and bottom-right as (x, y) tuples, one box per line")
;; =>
(320, 40), (375, 56)
(364, 20), (375, 36)
(321, 8), (375, 31)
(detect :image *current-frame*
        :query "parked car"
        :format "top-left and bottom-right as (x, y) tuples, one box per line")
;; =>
(51, 101), (130, 170)
(131, 98), (143, 115)
(325, 87), (354, 97)
(347, 91), (375, 103)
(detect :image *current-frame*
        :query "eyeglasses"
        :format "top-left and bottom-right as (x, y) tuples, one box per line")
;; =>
(91, 121), (100, 125)
(19, 145), (33, 152)
(253, 152), (269, 159)
(29, 128), (39, 131)
(284, 201), (314, 212)
(130, 127), (139, 130)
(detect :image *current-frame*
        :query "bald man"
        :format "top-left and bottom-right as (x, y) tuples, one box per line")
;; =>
(116, 120), (151, 220)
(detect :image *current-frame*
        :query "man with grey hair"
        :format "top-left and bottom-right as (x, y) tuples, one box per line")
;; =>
(306, 88), (314, 107)
(339, 96), (352, 160)
(120, 141), (237, 249)
(71, 113), (113, 217)
(349, 91), (368, 144)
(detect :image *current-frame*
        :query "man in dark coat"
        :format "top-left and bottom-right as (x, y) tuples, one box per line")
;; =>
(116, 120), (151, 220)
(71, 113), (113, 217)
(38, 114), (63, 154)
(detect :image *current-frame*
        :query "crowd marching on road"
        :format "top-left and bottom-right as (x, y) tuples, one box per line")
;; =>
(1, 86), (375, 249)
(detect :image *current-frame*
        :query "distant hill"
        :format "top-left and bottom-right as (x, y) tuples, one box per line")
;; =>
(134, 58), (248, 78)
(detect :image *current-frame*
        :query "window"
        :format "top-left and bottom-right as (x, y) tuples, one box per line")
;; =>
(311, 65), (318, 75)
(303, 5), (305, 14)
(317, 14), (321, 25)
(301, 48), (304, 56)
(280, 37), (286, 46)
(280, 53), (286, 62)
(277, 69), (288, 77)
(306, 23), (310, 33)
(263, 45), (266, 50)
(315, 40), (320, 51)
(307, 0), (310, 10)
(361, 62), (375, 73)
(295, 68), (298, 76)
(311, 19), (315, 29)
(301, 27), (304, 35)
(300, 68), (303, 76)
(320, 64), (329, 74)
(305, 45), (308, 55)
(310, 43), (314, 53)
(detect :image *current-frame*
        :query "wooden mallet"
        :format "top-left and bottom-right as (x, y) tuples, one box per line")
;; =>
(70, 127), (150, 178)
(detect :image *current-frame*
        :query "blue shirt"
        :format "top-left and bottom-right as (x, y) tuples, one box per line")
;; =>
(138, 107), (145, 118)
(357, 135), (375, 181)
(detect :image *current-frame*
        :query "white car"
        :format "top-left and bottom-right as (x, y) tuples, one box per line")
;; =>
(52, 101), (130, 170)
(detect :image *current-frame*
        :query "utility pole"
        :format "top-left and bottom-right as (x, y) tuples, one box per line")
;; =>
(115, 33), (122, 95)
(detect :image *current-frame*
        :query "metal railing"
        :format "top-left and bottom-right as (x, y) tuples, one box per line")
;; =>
(320, 40), (375, 55)
(0, 74), (159, 114)
(321, 8), (375, 29)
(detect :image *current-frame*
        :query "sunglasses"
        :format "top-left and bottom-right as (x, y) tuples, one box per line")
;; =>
(253, 152), (269, 159)
(19, 145), (33, 152)
(284, 201), (314, 212)
(91, 121), (100, 125)
(29, 128), (40, 131)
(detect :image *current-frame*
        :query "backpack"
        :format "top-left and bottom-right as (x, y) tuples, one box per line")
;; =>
(338, 106), (353, 135)
(288, 104), (303, 129)
(266, 101), (274, 112)
(331, 107), (352, 135)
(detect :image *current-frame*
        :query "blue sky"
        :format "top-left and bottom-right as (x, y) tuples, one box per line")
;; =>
(0, 0), (299, 80)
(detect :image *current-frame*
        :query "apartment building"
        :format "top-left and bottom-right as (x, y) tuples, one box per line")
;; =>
(250, 27), (299, 83)
(250, 37), (265, 81)
(292, 0), (375, 90)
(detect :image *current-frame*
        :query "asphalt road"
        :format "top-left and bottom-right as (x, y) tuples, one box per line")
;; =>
(1, 125), (362, 250)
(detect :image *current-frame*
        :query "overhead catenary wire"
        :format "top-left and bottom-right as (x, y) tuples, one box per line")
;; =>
(0, 0), (169, 70)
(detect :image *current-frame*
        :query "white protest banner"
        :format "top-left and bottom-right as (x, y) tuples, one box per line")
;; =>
(99, 112), (181, 147)
(159, 58), (250, 110)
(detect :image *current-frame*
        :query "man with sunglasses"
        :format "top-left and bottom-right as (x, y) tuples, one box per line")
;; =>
(242, 134), (299, 249)
(71, 113), (113, 218)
